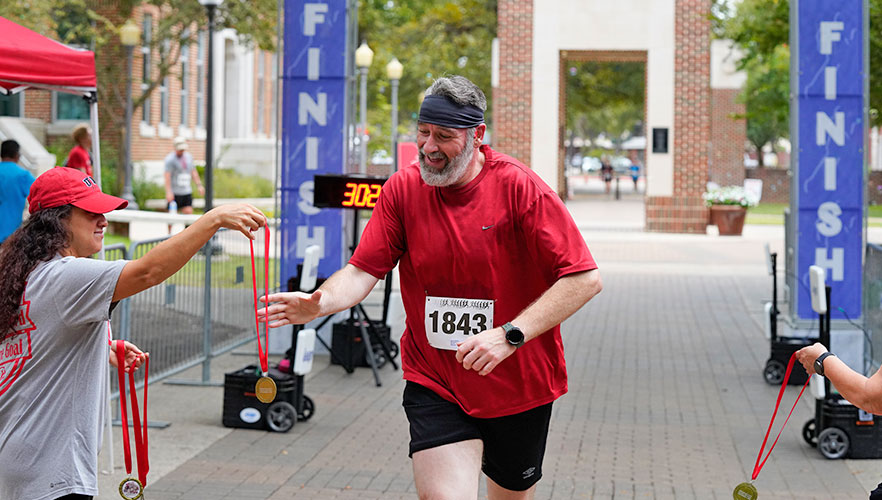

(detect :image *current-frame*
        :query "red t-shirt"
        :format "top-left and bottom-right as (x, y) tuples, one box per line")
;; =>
(350, 145), (597, 418)
(65, 145), (92, 177)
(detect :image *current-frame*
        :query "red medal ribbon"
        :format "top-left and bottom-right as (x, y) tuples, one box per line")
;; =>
(249, 225), (270, 374)
(750, 352), (810, 480)
(115, 339), (150, 486)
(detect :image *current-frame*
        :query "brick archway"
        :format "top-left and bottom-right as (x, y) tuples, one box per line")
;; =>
(558, 50), (648, 201)
(496, 0), (713, 233)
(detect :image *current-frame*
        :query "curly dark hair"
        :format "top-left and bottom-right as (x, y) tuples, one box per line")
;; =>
(0, 205), (72, 340)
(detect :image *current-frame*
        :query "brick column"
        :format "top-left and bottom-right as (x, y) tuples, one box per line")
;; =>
(646, 0), (712, 233)
(494, 0), (532, 165)
(710, 88), (746, 185)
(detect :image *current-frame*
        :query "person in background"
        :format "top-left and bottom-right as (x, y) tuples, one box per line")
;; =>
(600, 155), (613, 194)
(629, 162), (640, 192)
(0, 167), (266, 500)
(164, 136), (203, 215)
(64, 124), (93, 176)
(0, 140), (35, 243)
(260, 75), (602, 499)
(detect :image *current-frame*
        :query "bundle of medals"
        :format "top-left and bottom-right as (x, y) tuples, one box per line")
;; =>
(114, 339), (149, 499)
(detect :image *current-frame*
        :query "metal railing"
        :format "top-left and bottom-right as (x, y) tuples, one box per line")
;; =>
(103, 227), (278, 396)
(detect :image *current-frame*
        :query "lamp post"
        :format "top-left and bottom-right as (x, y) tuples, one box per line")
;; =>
(199, 0), (222, 211)
(120, 19), (140, 209)
(198, 0), (222, 384)
(386, 57), (402, 175)
(355, 42), (373, 174)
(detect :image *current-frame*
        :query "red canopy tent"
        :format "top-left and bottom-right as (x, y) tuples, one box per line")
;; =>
(0, 16), (104, 187)
(0, 16), (97, 94)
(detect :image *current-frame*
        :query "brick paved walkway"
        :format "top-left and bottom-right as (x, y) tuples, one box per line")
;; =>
(95, 196), (882, 499)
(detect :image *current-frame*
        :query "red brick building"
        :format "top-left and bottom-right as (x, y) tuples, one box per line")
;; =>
(0, 5), (277, 187)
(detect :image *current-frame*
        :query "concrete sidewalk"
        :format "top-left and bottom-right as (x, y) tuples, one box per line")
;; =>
(94, 195), (882, 499)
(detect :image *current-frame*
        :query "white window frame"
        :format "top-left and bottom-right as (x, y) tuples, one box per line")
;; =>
(257, 51), (265, 135)
(140, 14), (153, 127)
(180, 32), (190, 129)
(48, 92), (90, 136)
(0, 92), (24, 118)
(195, 30), (206, 131)
(271, 52), (277, 138)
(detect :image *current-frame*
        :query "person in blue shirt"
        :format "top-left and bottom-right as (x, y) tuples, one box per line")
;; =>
(629, 162), (640, 191)
(0, 140), (36, 243)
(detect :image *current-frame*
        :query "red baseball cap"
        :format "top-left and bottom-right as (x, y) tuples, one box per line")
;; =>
(29, 167), (128, 214)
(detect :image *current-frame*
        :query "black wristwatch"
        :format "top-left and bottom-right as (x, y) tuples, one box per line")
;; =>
(814, 352), (836, 376)
(502, 322), (525, 348)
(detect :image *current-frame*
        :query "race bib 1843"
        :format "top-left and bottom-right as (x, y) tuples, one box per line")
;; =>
(424, 296), (494, 350)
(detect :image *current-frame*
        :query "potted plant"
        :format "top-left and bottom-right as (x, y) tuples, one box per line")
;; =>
(702, 185), (759, 235)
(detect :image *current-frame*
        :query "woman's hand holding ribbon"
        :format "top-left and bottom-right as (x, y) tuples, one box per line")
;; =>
(109, 341), (147, 373)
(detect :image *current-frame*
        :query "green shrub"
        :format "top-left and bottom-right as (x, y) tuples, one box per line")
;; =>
(195, 166), (274, 198)
(132, 165), (165, 209)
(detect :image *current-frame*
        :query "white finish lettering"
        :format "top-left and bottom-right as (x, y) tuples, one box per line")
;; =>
(306, 137), (319, 170)
(308, 48), (321, 81)
(298, 181), (320, 215)
(299, 93), (327, 126)
(303, 4), (328, 36)
(825, 67), (837, 100)
(824, 157), (837, 191)
(815, 247), (845, 281)
(816, 111), (845, 146)
(816, 201), (842, 237)
(296, 226), (326, 258)
(820, 21), (844, 55)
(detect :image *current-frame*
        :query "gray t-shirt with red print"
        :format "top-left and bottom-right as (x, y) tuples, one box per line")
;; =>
(0, 255), (126, 500)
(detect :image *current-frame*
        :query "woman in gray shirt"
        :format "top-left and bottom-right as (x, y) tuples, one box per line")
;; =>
(0, 167), (265, 500)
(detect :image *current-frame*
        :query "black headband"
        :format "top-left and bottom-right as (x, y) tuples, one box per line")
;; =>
(418, 94), (484, 129)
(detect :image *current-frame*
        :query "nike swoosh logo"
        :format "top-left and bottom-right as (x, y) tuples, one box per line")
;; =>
(482, 225), (494, 230)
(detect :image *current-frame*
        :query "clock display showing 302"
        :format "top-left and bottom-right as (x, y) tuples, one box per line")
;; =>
(312, 174), (388, 210)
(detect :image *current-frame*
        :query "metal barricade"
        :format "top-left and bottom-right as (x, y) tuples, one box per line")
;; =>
(99, 226), (279, 393)
(866, 243), (882, 369)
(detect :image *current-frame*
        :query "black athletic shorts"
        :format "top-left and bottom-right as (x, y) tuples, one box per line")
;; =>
(171, 193), (193, 210)
(402, 381), (553, 491)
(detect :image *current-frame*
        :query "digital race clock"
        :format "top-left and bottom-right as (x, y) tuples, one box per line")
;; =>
(312, 174), (388, 210)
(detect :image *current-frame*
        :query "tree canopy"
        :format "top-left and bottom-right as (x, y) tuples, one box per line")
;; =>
(715, 0), (882, 161)
(357, 0), (497, 152)
(564, 61), (645, 150)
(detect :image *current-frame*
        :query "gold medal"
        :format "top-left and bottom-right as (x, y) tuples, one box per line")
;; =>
(733, 482), (758, 500)
(255, 375), (277, 403)
(119, 477), (143, 500)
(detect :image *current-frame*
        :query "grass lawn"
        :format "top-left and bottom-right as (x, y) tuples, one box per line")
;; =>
(98, 234), (280, 289)
(103, 233), (131, 249)
(746, 203), (882, 226)
(166, 255), (281, 290)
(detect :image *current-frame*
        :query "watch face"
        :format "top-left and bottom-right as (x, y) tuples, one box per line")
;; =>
(506, 328), (524, 345)
(815, 354), (827, 375)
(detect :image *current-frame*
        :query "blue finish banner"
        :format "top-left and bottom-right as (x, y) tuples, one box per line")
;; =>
(281, 0), (348, 286)
(796, 0), (865, 319)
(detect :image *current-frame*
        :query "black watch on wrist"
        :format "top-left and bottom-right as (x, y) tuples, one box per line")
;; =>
(814, 352), (836, 376)
(502, 322), (525, 348)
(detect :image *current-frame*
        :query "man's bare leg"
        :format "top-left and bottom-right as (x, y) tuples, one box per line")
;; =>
(412, 439), (483, 500)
